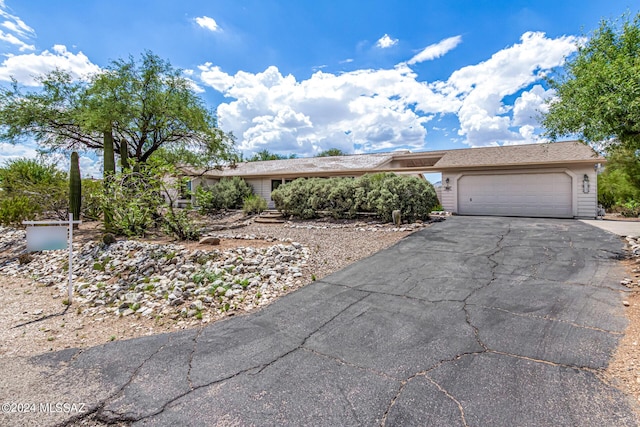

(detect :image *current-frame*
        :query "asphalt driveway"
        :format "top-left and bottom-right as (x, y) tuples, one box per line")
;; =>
(1, 217), (637, 426)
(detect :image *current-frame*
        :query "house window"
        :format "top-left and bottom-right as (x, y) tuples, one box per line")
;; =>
(271, 179), (282, 192)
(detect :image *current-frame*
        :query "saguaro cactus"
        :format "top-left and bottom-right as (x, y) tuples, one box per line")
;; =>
(120, 142), (129, 170)
(69, 151), (81, 225)
(103, 128), (115, 231)
(103, 129), (115, 176)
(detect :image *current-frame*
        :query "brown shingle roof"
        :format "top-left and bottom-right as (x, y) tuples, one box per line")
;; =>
(183, 141), (603, 178)
(433, 141), (602, 169)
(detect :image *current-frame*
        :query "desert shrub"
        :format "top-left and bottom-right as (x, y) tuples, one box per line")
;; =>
(0, 157), (68, 224)
(272, 173), (437, 222)
(195, 177), (253, 213)
(242, 194), (267, 215)
(367, 174), (437, 222)
(81, 179), (104, 221)
(102, 169), (164, 237)
(619, 200), (640, 218)
(162, 209), (201, 241)
(0, 195), (40, 226)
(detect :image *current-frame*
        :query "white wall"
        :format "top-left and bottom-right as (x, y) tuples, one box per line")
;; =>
(246, 178), (274, 207)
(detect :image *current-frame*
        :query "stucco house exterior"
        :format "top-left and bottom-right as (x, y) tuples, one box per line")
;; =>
(180, 140), (604, 219)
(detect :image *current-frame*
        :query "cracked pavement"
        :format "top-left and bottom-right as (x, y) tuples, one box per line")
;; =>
(1, 216), (638, 426)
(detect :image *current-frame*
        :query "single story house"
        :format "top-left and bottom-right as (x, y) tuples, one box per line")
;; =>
(180, 140), (604, 219)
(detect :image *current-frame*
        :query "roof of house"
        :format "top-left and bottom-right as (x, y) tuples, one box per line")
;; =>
(223, 152), (394, 177)
(185, 141), (603, 178)
(432, 141), (602, 169)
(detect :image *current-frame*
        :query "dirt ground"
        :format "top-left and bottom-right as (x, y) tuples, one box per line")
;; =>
(0, 213), (416, 358)
(605, 258), (640, 409)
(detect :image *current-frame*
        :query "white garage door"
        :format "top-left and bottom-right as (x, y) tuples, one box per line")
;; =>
(458, 173), (573, 218)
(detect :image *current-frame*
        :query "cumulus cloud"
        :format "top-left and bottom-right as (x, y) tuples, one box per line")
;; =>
(200, 63), (454, 155)
(512, 84), (554, 127)
(0, 44), (100, 86)
(0, 1), (35, 51)
(407, 35), (462, 64)
(446, 31), (577, 146)
(199, 31), (579, 154)
(376, 34), (398, 49)
(194, 16), (221, 32)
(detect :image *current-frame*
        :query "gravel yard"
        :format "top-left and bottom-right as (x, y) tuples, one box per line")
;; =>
(0, 212), (436, 358)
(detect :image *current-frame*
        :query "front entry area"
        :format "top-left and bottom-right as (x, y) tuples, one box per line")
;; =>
(457, 172), (573, 218)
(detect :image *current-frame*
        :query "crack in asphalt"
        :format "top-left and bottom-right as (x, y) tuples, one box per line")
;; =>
(300, 346), (399, 382)
(487, 349), (604, 374)
(424, 376), (469, 427)
(58, 334), (172, 426)
(87, 292), (372, 424)
(469, 304), (624, 335)
(187, 326), (205, 390)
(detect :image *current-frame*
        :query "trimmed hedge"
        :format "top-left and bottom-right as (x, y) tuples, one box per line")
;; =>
(271, 173), (437, 222)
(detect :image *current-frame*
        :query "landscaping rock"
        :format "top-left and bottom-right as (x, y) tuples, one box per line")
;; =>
(199, 236), (220, 245)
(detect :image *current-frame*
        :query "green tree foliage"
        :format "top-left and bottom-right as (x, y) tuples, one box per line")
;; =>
(316, 148), (346, 157)
(195, 177), (253, 213)
(0, 158), (68, 225)
(597, 147), (640, 208)
(247, 149), (296, 162)
(0, 51), (234, 168)
(271, 173), (437, 222)
(542, 13), (640, 150)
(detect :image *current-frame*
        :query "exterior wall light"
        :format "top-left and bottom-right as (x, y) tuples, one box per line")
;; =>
(583, 174), (590, 193)
(444, 177), (451, 191)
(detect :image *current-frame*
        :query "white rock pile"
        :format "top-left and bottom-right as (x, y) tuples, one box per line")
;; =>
(622, 235), (640, 289)
(0, 227), (309, 321)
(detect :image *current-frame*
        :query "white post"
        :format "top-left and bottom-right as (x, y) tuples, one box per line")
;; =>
(68, 212), (73, 304)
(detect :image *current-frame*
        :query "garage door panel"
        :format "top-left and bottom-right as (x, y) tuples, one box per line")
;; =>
(458, 173), (572, 218)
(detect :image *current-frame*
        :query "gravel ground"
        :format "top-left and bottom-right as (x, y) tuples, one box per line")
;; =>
(0, 213), (430, 358)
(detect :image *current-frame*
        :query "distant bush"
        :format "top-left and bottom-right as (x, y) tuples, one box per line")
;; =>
(0, 195), (40, 226)
(242, 194), (267, 215)
(271, 173), (437, 222)
(195, 177), (253, 213)
(0, 158), (68, 225)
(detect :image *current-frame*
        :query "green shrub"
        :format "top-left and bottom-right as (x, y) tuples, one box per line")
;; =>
(195, 177), (253, 213)
(101, 169), (164, 237)
(0, 195), (40, 226)
(162, 209), (201, 241)
(242, 194), (267, 214)
(0, 157), (68, 223)
(620, 200), (640, 218)
(81, 179), (104, 221)
(271, 173), (437, 222)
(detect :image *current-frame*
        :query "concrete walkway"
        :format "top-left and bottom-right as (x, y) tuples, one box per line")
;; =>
(1, 217), (637, 426)
(581, 219), (640, 237)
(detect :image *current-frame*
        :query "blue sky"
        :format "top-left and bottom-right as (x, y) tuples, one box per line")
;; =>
(0, 0), (635, 178)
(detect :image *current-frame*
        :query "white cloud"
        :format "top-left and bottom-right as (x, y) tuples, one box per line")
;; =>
(512, 84), (554, 126)
(200, 64), (454, 155)
(0, 141), (38, 165)
(0, 1), (35, 51)
(194, 16), (221, 32)
(199, 31), (579, 154)
(407, 35), (462, 64)
(445, 31), (578, 146)
(376, 34), (398, 49)
(0, 44), (100, 86)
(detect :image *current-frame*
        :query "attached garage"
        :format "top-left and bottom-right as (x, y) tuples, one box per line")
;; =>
(457, 172), (573, 218)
